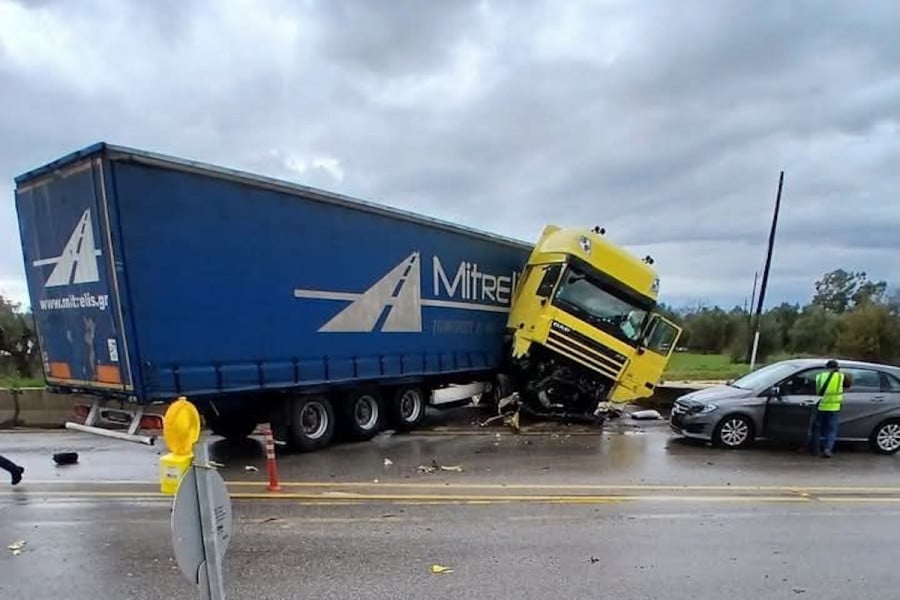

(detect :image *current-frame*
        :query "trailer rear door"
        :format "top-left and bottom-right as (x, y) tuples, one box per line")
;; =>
(15, 157), (134, 393)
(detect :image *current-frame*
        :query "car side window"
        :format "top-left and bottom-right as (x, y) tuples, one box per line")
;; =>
(843, 368), (880, 392)
(884, 374), (900, 392)
(781, 368), (826, 395)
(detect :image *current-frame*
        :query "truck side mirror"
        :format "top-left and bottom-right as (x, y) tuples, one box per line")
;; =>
(536, 264), (562, 298)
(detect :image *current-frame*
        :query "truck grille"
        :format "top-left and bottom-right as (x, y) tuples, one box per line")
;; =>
(546, 320), (627, 379)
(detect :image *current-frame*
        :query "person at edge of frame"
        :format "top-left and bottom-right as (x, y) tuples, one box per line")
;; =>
(0, 454), (24, 485)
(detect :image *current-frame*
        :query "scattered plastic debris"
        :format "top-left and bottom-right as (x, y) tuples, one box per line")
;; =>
(417, 460), (464, 474)
(8, 540), (26, 555)
(244, 465), (259, 472)
(208, 460), (225, 469)
(53, 452), (78, 466)
(629, 409), (662, 420)
(430, 564), (454, 574)
(384, 458), (393, 467)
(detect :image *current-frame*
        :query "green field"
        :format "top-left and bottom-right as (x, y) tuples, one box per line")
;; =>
(662, 352), (752, 381)
(0, 376), (45, 389)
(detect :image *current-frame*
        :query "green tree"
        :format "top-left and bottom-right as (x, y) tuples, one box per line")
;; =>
(788, 304), (840, 355)
(812, 269), (887, 313)
(0, 295), (37, 379)
(835, 304), (900, 363)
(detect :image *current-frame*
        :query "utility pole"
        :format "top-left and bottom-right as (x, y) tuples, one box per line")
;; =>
(747, 270), (758, 337)
(748, 171), (784, 371)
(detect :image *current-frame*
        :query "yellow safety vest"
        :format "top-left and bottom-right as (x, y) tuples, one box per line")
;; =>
(816, 371), (845, 412)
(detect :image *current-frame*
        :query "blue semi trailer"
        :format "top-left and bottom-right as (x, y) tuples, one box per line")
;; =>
(14, 143), (532, 450)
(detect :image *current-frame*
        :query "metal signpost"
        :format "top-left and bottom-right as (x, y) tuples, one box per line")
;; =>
(161, 397), (233, 600)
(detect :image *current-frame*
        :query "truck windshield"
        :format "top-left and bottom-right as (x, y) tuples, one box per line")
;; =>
(552, 268), (651, 345)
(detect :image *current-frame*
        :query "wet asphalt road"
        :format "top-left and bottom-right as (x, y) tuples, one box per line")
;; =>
(2, 408), (900, 599)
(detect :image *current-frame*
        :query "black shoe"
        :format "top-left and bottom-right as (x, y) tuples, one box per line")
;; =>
(821, 451), (833, 459)
(11, 466), (24, 485)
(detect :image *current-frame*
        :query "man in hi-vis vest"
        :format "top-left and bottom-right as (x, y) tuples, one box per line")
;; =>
(809, 359), (847, 458)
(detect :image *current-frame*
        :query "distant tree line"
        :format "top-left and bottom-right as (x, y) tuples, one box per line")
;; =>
(659, 269), (900, 365)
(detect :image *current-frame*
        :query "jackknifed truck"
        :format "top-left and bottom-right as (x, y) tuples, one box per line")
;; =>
(13, 142), (682, 450)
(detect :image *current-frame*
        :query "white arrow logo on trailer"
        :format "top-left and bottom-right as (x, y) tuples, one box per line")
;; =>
(32, 209), (103, 288)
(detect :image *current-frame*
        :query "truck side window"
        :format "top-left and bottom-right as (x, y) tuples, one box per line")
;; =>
(536, 264), (562, 298)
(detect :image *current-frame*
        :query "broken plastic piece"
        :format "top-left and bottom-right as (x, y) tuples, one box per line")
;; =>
(244, 465), (259, 472)
(629, 409), (662, 420)
(430, 564), (454, 574)
(53, 452), (78, 466)
(384, 458), (393, 467)
(8, 540), (26, 554)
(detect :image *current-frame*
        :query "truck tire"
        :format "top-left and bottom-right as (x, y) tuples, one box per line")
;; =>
(338, 388), (385, 441)
(288, 395), (335, 452)
(207, 411), (257, 443)
(488, 373), (514, 407)
(388, 386), (426, 431)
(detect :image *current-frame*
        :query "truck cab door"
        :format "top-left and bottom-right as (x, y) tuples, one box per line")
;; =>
(635, 314), (682, 380)
(641, 314), (682, 361)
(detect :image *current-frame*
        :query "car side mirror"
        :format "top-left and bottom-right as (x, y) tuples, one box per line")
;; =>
(768, 385), (781, 398)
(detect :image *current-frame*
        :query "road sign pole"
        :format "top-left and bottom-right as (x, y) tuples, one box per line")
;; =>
(166, 397), (233, 600)
(194, 442), (228, 600)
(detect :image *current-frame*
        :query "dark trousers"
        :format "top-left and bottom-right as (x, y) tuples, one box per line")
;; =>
(808, 410), (840, 454)
(0, 454), (21, 474)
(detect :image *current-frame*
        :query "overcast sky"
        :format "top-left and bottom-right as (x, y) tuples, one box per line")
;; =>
(1, 0), (898, 311)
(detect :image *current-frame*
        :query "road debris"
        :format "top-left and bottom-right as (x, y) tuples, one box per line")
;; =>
(8, 540), (26, 555)
(244, 465), (259, 472)
(629, 409), (662, 420)
(430, 564), (454, 574)
(384, 458), (393, 467)
(417, 459), (464, 474)
(53, 451), (78, 466)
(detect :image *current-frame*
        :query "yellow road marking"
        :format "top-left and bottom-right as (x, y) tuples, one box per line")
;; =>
(21, 479), (900, 494)
(3, 489), (894, 504)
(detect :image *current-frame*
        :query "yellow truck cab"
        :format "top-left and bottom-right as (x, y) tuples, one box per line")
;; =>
(504, 225), (682, 416)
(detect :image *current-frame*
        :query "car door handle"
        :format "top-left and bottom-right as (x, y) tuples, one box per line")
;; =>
(872, 396), (885, 403)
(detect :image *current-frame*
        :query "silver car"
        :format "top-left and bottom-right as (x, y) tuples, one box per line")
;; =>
(669, 358), (900, 454)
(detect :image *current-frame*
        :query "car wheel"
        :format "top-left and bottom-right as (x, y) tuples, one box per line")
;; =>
(713, 414), (754, 449)
(869, 420), (900, 455)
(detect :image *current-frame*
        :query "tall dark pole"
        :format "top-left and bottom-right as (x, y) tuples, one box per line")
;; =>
(747, 270), (759, 326)
(749, 170), (784, 369)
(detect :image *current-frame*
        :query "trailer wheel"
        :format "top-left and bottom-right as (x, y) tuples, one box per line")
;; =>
(486, 373), (514, 407)
(288, 395), (335, 452)
(338, 388), (385, 441)
(389, 386), (426, 431)
(207, 411), (257, 443)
